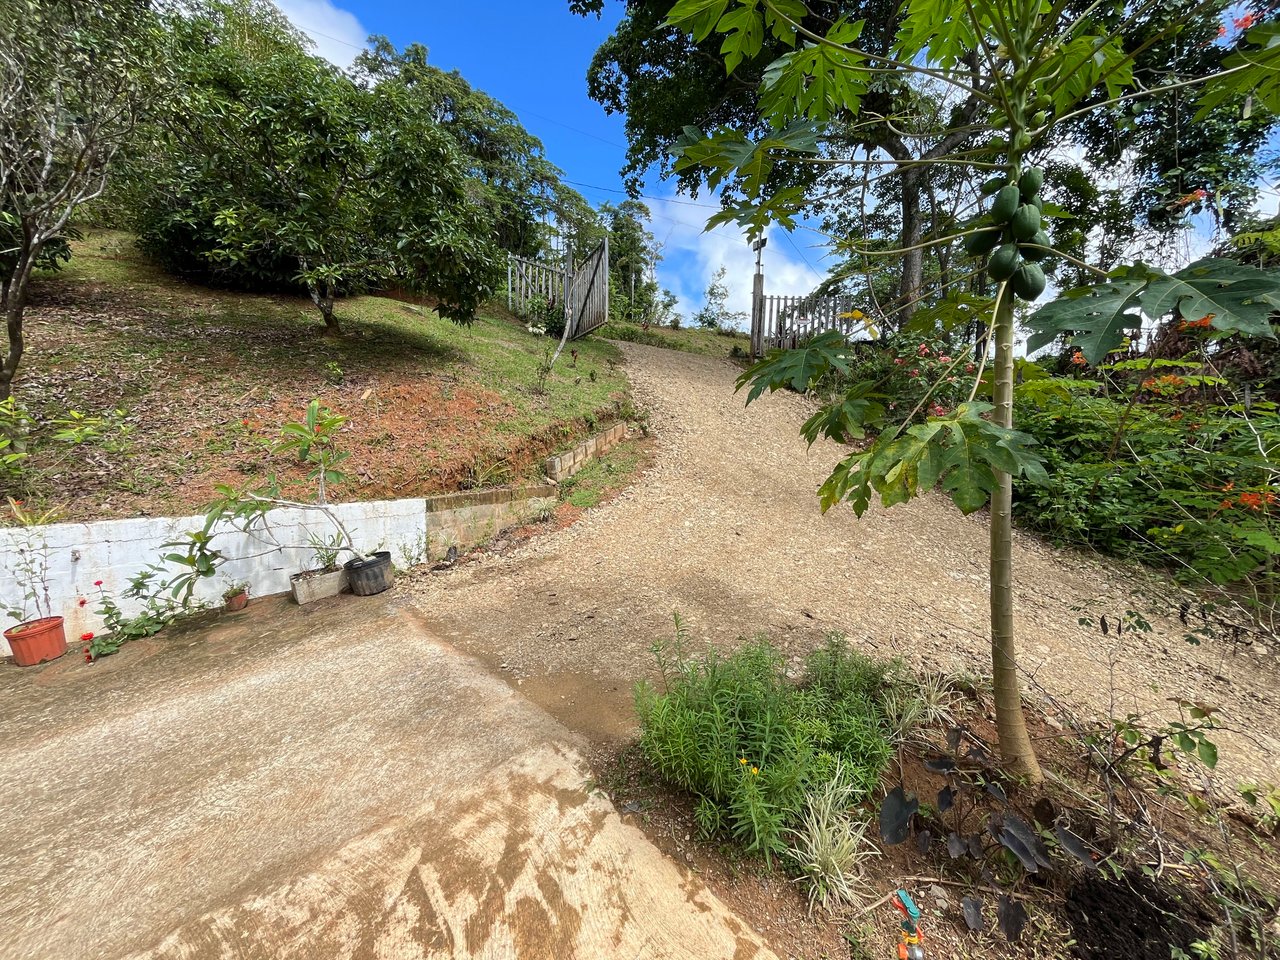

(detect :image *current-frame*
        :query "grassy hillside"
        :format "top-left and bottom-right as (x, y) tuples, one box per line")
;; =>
(5, 231), (631, 522)
(605, 317), (753, 359)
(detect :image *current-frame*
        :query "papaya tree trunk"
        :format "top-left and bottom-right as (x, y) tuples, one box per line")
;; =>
(990, 286), (1042, 781)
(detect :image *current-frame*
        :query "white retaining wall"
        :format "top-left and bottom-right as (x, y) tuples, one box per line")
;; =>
(1, 488), (554, 657)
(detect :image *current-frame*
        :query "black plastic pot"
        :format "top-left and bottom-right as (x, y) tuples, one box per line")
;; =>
(345, 551), (394, 596)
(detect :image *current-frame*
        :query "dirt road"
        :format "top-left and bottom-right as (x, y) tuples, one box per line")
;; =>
(413, 341), (1280, 787)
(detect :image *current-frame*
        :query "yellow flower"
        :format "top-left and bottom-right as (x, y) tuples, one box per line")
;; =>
(739, 757), (748, 765)
(750, 766), (759, 776)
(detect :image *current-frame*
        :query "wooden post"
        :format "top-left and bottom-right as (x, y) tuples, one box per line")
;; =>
(506, 257), (512, 312)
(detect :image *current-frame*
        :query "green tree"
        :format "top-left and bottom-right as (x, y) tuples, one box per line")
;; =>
(132, 2), (499, 332)
(668, 0), (1280, 779)
(0, 0), (164, 401)
(693, 266), (747, 330)
(601, 199), (663, 322)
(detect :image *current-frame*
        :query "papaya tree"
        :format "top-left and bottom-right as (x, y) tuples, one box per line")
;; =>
(664, 0), (1280, 779)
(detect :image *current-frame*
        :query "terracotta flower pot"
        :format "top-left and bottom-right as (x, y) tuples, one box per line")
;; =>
(224, 591), (249, 612)
(4, 616), (68, 667)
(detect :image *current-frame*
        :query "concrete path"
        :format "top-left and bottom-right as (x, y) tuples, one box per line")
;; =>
(0, 597), (774, 960)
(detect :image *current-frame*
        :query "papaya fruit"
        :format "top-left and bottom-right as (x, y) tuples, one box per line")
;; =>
(980, 176), (1007, 196)
(1012, 262), (1047, 300)
(1030, 193), (1044, 211)
(964, 225), (1002, 255)
(1018, 166), (1045, 198)
(988, 243), (1020, 282)
(990, 185), (1021, 223)
(1011, 204), (1041, 241)
(1020, 229), (1052, 261)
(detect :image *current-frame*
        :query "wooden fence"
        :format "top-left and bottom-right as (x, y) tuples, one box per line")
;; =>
(507, 254), (566, 319)
(507, 238), (609, 342)
(752, 291), (872, 355)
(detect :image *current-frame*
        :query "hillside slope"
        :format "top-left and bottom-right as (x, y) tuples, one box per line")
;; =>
(4, 232), (631, 522)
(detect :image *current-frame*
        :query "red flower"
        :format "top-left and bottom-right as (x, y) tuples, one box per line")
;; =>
(84, 653), (92, 663)
(1218, 23), (1228, 37)
(78, 598), (87, 607)
(909, 369), (920, 377)
(893, 357), (905, 365)
(94, 580), (103, 587)
(965, 362), (976, 374)
(81, 632), (94, 641)
(242, 419), (250, 427)
(1234, 12), (1255, 30)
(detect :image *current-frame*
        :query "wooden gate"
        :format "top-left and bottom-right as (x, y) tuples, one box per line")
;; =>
(506, 238), (609, 342)
(566, 237), (608, 340)
(751, 287), (873, 356)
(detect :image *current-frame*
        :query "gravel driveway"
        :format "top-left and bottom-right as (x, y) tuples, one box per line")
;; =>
(411, 341), (1280, 788)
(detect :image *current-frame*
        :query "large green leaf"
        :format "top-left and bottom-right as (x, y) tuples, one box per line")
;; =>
(1026, 258), (1280, 364)
(758, 19), (868, 121)
(1024, 266), (1153, 363)
(1142, 258), (1280, 338)
(664, 0), (735, 42)
(736, 329), (852, 402)
(820, 403), (1047, 517)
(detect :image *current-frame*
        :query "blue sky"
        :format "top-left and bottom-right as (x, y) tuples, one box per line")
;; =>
(274, 0), (827, 324)
(275, 1), (1277, 330)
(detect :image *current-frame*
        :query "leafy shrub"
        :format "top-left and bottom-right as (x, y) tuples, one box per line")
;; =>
(635, 623), (892, 862)
(1012, 384), (1280, 606)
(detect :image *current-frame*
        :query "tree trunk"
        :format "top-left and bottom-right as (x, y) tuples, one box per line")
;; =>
(0, 248), (38, 404)
(897, 169), (924, 325)
(990, 288), (1042, 782)
(309, 282), (340, 335)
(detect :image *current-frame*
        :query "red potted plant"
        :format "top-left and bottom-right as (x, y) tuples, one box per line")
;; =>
(222, 580), (250, 612)
(3, 499), (67, 666)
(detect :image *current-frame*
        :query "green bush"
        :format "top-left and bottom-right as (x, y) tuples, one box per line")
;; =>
(635, 626), (893, 862)
(1013, 388), (1280, 601)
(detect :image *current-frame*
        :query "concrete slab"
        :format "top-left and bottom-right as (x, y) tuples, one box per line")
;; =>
(0, 597), (775, 960)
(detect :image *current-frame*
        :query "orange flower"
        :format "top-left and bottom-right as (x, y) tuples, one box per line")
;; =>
(1238, 492), (1265, 511)
(1070, 351), (1087, 366)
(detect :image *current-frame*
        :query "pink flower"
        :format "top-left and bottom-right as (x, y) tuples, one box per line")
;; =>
(893, 357), (905, 366)
(909, 369), (920, 378)
(917, 343), (930, 356)
(939, 355), (953, 364)
(965, 362), (976, 373)
(94, 580), (103, 587)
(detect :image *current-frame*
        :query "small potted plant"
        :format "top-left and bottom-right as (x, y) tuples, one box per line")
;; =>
(2, 499), (67, 666)
(222, 580), (250, 612)
(290, 532), (347, 605)
(163, 401), (397, 602)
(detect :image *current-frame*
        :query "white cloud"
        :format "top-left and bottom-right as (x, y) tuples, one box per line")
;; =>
(645, 190), (829, 331)
(275, 0), (368, 69)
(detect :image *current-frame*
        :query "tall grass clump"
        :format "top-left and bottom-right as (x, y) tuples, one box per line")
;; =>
(634, 619), (894, 872)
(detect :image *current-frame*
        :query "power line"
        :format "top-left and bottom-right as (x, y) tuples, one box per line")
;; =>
(561, 178), (723, 210)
